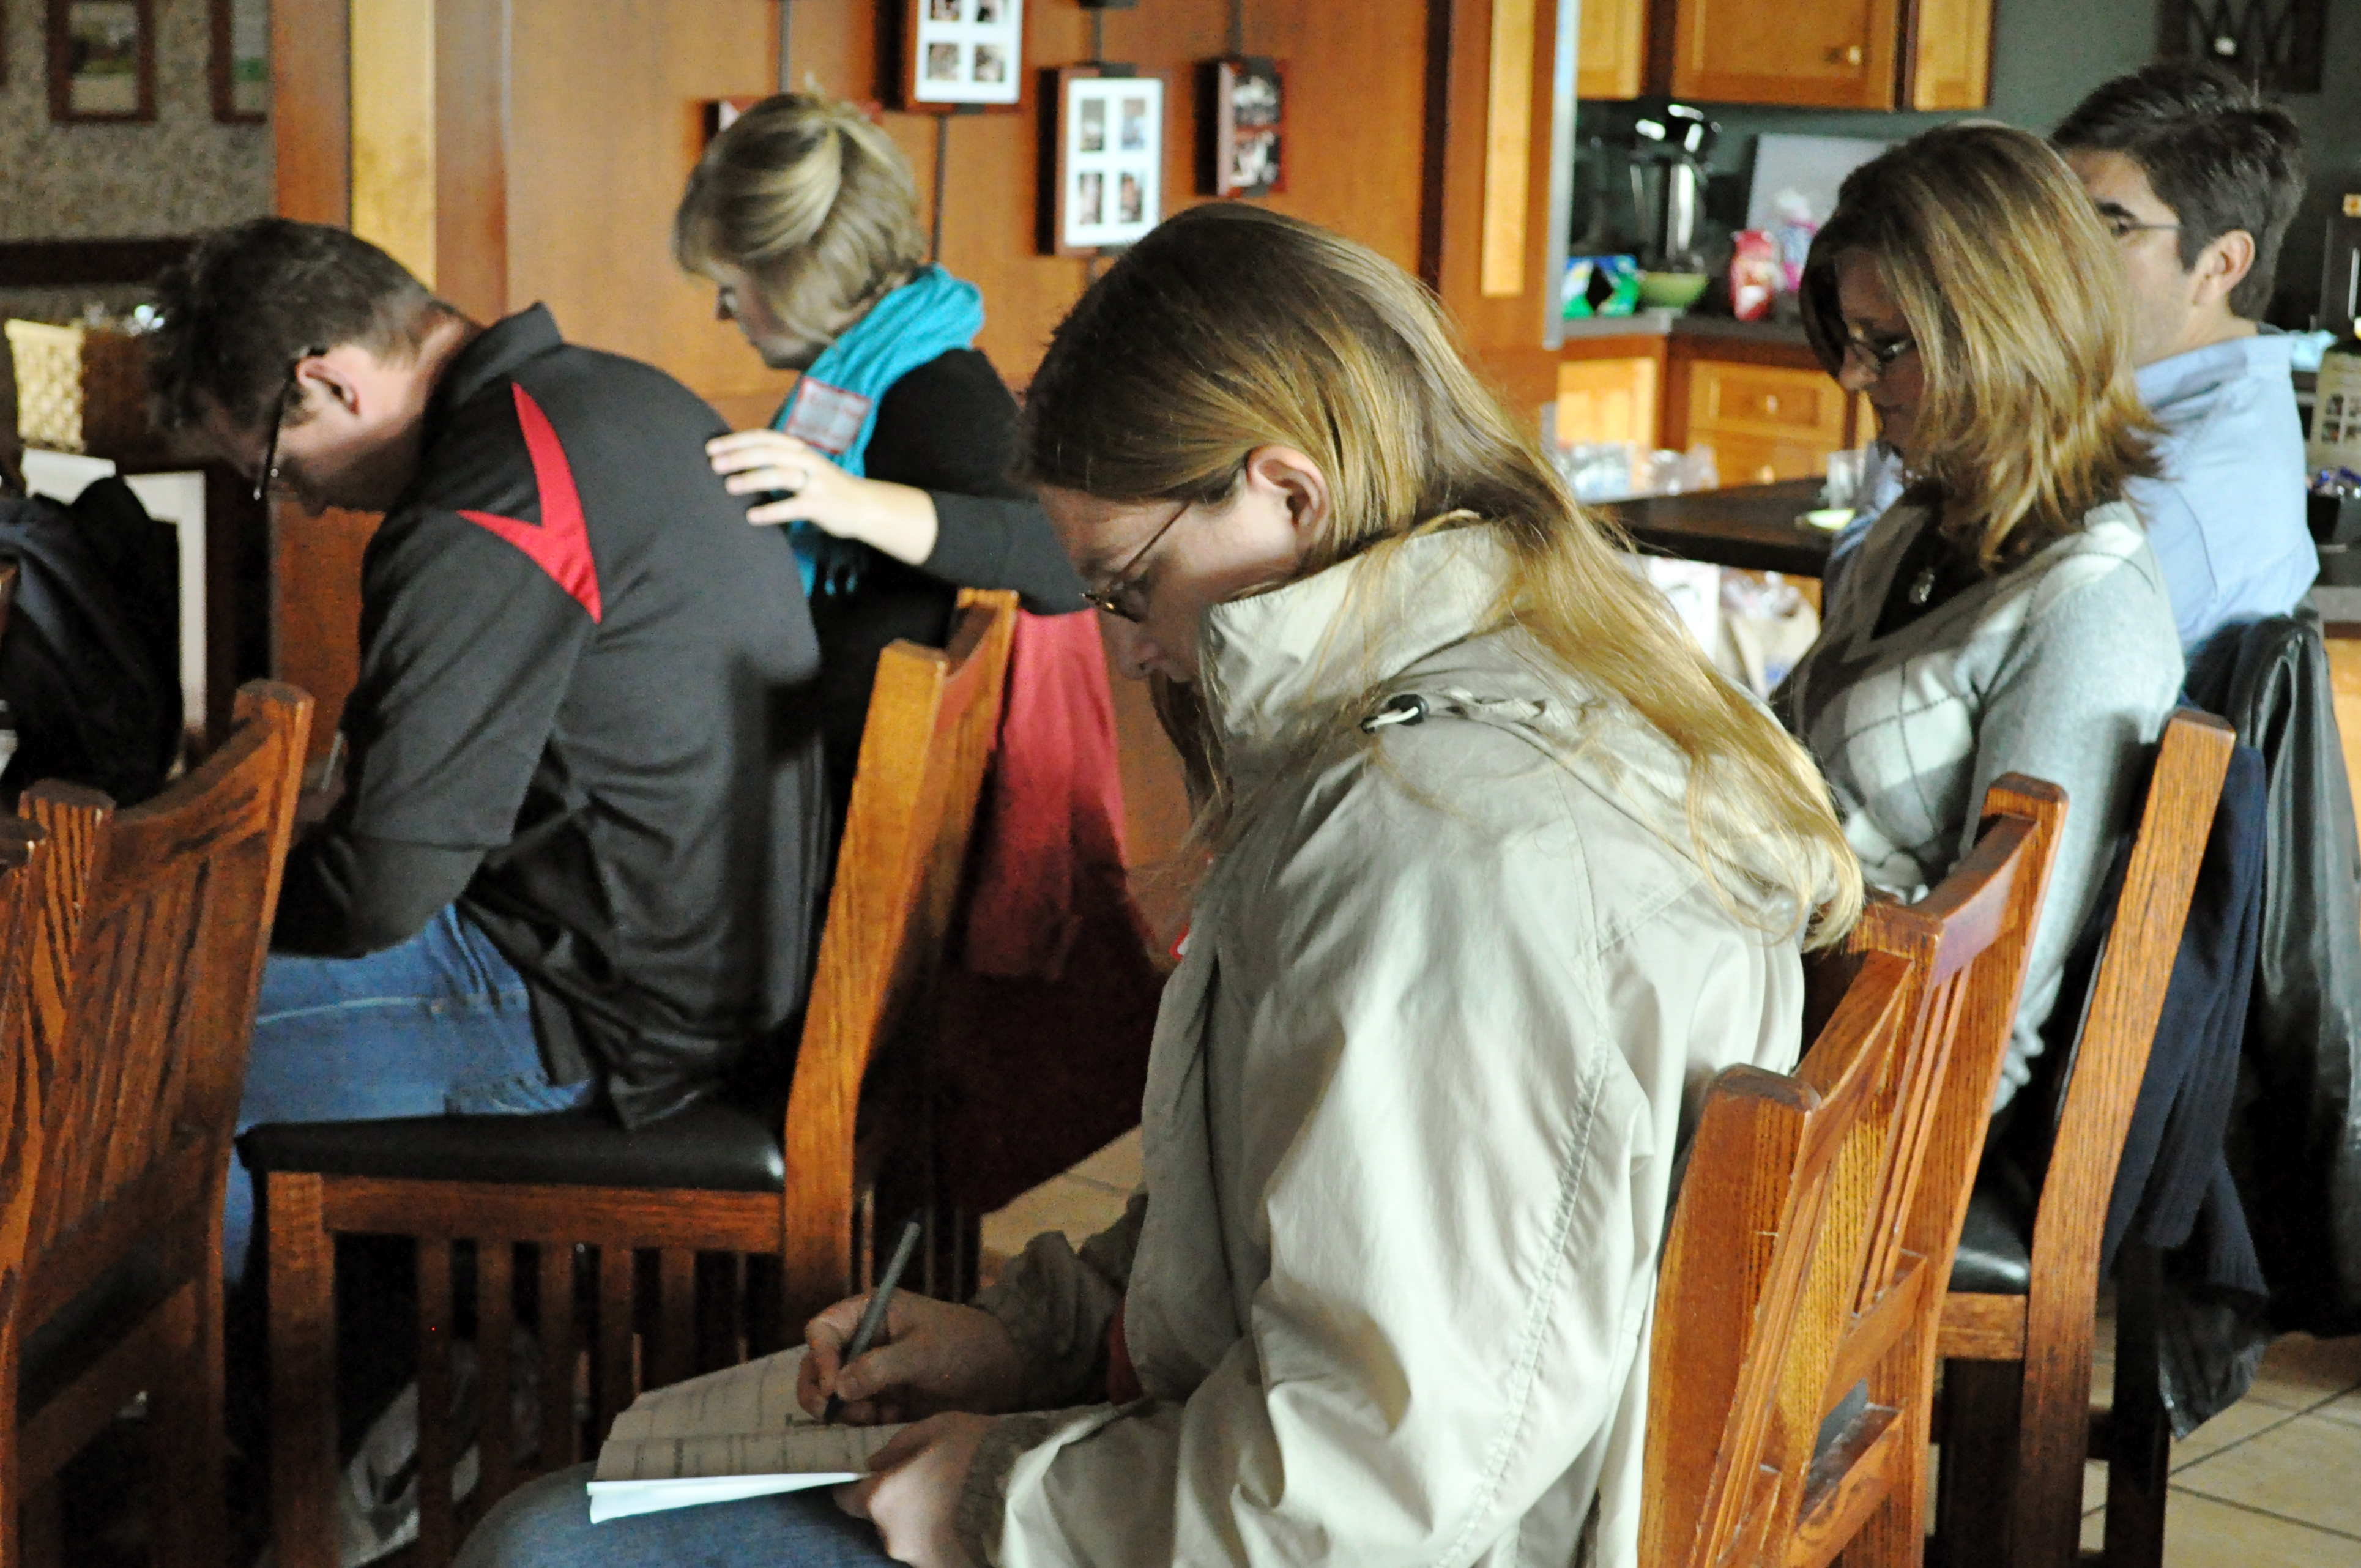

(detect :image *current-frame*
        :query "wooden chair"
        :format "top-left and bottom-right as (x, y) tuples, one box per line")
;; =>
(1645, 771), (2065, 1567)
(1931, 711), (2239, 1568)
(0, 682), (313, 1567)
(244, 590), (1019, 1568)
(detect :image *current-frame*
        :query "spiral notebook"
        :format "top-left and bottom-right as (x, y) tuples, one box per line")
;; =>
(586, 1348), (905, 1523)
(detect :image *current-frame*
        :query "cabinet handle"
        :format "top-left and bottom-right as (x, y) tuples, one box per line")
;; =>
(1826, 42), (1864, 64)
(1763, 393), (1781, 414)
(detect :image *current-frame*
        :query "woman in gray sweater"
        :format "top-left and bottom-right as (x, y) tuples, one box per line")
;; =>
(1776, 124), (2186, 1109)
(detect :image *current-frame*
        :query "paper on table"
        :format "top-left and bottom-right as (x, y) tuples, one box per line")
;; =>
(586, 1348), (907, 1523)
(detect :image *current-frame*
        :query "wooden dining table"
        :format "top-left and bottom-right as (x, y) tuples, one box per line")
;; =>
(1600, 477), (1838, 579)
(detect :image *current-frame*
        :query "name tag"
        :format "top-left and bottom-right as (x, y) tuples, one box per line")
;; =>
(781, 377), (872, 456)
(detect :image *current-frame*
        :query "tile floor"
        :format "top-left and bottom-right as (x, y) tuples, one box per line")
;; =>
(983, 1129), (2361, 1566)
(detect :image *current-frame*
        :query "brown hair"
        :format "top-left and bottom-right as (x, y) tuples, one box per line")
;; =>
(1026, 204), (1861, 946)
(1801, 123), (2159, 570)
(2054, 61), (2305, 320)
(673, 93), (928, 363)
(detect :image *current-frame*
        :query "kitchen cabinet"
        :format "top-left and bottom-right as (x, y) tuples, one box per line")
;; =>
(1577, 0), (1990, 109)
(1556, 352), (1661, 449)
(1681, 357), (1852, 485)
(1555, 324), (1873, 488)
(1578, 0), (1648, 100)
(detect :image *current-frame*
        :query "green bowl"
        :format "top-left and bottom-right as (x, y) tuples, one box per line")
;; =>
(1637, 271), (1711, 310)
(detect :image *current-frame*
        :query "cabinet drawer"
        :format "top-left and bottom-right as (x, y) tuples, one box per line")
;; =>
(1701, 432), (1840, 488)
(1688, 361), (1848, 440)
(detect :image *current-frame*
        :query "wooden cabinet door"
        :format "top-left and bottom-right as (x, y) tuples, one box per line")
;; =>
(1686, 359), (1849, 485)
(1578, 0), (1648, 99)
(1669, 0), (1902, 109)
(1905, 0), (1993, 108)
(1558, 355), (1662, 450)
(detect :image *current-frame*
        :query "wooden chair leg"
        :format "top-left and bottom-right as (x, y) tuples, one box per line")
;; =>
(151, 1277), (228, 1568)
(2102, 1244), (2169, 1568)
(1930, 1357), (2023, 1568)
(267, 1172), (340, 1568)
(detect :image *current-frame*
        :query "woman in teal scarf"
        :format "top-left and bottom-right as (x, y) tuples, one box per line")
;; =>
(675, 92), (1088, 811)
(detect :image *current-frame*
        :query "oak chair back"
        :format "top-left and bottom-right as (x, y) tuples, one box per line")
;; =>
(2, 682), (311, 1567)
(1645, 773), (2065, 1568)
(258, 592), (1019, 1568)
(1931, 711), (2239, 1568)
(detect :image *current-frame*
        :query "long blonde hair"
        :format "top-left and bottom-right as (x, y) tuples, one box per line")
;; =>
(1801, 123), (2159, 570)
(673, 93), (928, 363)
(1024, 204), (1861, 947)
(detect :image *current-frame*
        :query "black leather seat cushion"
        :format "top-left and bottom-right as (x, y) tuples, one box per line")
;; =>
(1947, 1185), (2032, 1295)
(237, 1098), (786, 1194)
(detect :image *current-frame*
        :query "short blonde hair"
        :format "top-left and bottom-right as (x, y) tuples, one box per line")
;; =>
(1801, 123), (2159, 570)
(1025, 205), (1862, 948)
(674, 94), (928, 360)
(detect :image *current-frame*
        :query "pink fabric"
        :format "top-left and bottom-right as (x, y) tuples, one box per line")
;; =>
(937, 611), (1162, 1211)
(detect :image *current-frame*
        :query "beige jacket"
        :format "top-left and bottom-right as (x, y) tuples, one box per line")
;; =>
(969, 528), (1818, 1568)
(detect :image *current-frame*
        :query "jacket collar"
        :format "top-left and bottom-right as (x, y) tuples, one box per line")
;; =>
(1197, 524), (1509, 773)
(422, 304), (565, 437)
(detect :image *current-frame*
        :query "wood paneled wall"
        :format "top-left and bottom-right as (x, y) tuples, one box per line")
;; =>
(268, 0), (1570, 797)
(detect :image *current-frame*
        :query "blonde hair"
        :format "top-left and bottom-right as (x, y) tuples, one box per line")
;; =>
(1025, 204), (1862, 947)
(1801, 123), (2159, 570)
(674, 93), (928, 362)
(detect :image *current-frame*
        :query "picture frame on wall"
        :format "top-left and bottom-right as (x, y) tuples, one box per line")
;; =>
(900, 0), (1024, 111)
(1044, 67), (1163, 256)
(210, 0), (267, 123)
(1203, 56), (1284, 198)
(50, 0), (154, 123)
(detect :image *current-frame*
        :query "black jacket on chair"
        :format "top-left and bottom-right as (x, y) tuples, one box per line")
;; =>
(2188, 614), (2361, 1338)
(0, 478), (182, 807)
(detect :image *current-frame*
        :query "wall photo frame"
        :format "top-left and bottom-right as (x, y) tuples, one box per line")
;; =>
(901, 0), (1024, 110)
(1203, 56), (1284, 198)
(211, 0), (268, 123)
(1044, 67), (1163, 256)
(51, 0), (155, 122)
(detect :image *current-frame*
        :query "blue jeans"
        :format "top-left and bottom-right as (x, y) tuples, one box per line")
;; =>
(457, 1466), (894, 1568)
(228, 906), (593, 1281)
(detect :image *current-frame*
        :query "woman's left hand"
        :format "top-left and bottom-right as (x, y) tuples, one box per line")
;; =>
(706, 429), (940, 566)
(836, 1411), (996, 1568)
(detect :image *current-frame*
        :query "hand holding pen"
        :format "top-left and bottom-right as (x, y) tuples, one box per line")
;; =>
(799, 1220), (1032, 1424)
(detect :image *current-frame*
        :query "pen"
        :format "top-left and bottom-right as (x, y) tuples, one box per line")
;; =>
(824, 1214), (925, 1424)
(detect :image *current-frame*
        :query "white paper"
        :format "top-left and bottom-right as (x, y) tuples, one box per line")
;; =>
(586, 1348), (907, 1524)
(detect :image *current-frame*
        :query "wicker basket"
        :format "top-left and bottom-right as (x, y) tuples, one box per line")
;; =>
(6, 319), (151, 455)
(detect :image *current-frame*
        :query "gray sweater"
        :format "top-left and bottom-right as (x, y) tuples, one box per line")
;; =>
(1776, 500), (2185, 1105)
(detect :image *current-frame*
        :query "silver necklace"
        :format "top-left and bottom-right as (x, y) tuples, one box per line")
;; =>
(1908, 565), (1938, 606)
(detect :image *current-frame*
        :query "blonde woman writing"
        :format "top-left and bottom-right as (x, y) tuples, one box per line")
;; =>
(679, 93), (1086, 808)
(1778, 124), (2185, 1110)
(463, 206), (1860, 1568)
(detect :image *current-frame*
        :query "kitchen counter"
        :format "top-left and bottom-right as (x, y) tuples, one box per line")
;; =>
(1558, 308), (1812, 349)
(1601, 477), (1834, 578)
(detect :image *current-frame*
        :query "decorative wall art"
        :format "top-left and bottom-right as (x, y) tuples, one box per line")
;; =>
(901, 0), (1025, 110)
(1044, 67), (1163, 255)
(1203, 55), (1284, 198)
(51, 0), (155, 122)
(212, 0), (267, 123)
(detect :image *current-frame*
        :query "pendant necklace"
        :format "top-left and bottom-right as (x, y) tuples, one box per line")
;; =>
(1908, 565), (1938, 606)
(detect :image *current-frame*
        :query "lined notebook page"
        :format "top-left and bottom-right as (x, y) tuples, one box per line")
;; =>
(587, 1348), (907, 1523)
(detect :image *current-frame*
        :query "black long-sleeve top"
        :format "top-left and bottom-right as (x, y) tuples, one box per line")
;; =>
(810, 346), (1085, 811)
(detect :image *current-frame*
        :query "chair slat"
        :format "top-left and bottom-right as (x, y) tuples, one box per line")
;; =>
(537, 1244), (578, 1472)
(595, 1246), (634, 1441)
(418, 1239), (457, 1567)
(478, 1241), (516, 1504)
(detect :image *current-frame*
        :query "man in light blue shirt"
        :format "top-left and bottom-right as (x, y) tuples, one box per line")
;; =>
(2055, 64), (2313, 656)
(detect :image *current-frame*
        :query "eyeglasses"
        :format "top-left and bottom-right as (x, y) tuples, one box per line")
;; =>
(1840, 326), (1916, 376)
(2096, 208), (2182, 243)
(1080, 500), (1192, 623)
(253, 345), (328, 503)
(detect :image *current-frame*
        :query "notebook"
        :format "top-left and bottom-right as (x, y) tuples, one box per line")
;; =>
(586, 1348), (906, 1523)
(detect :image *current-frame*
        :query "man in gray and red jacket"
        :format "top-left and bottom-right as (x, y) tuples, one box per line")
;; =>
(151, 219), (829, 1279)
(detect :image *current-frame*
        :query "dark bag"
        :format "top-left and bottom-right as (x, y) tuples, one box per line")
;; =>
(0, 478), (182, 806)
